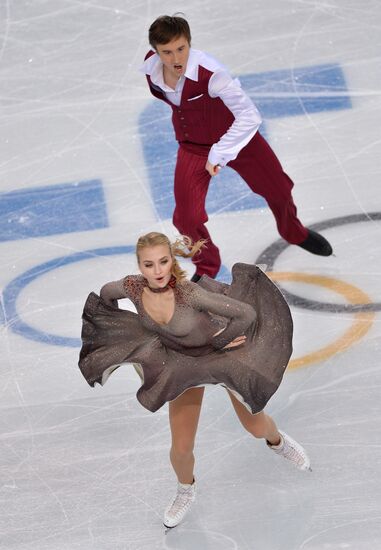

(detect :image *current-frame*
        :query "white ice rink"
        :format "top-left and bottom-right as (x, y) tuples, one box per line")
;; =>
(1, 1), (381, 548)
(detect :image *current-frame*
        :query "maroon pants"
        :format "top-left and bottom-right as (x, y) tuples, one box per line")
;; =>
(173, 132), (308, 278)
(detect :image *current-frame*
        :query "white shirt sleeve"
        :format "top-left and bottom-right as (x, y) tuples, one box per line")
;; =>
(207, 70), (262, 166)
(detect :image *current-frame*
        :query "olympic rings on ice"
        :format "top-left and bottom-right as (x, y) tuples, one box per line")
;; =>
(268, 272), (375, 370)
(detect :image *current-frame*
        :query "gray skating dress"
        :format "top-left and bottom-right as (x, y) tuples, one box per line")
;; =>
(78, 263), (293, 414)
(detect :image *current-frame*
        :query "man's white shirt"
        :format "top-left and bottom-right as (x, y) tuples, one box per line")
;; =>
(140, 49), (262, 166)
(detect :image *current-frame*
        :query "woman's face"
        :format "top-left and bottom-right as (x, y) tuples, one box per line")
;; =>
(138, 244), (173, 289)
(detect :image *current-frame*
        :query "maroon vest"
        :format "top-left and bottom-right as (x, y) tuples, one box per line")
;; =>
(144, 50), (235, 155)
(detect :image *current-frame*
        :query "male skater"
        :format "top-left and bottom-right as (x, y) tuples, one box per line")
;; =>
(141, 15), (333, 280)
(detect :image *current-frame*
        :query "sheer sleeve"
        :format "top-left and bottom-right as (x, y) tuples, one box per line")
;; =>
(191, 284), (256, 349)
(99, 278), (128, 308)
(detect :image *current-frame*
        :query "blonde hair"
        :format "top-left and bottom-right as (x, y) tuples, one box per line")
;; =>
(136, 232), (205, 281)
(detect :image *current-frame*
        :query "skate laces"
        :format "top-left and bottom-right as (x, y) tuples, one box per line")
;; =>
(271, 431), (311, 470)
(281, 438), (306, 465)
(167, 486), (194, 519)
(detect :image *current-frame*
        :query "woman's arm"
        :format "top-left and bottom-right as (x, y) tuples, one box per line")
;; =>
(100, 278), (128, 308)
(191, 284), (257, 349)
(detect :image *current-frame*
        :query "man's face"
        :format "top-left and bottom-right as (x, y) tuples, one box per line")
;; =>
(155, 35), (190, 79)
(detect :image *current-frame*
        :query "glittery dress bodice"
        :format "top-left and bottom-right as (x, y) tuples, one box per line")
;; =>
(99, 275), (255, 356)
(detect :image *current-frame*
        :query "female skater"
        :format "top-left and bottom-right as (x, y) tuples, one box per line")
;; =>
(78, 232), (311, 529)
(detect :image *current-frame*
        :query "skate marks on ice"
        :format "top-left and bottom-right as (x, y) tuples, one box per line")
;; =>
(2, 0), (381, 548)
(163, 527), (239, 549)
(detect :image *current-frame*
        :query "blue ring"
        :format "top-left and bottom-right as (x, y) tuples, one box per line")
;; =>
(3, 246), (135, 348)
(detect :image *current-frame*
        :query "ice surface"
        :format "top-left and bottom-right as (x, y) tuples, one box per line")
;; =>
(1, 1), (381, 548)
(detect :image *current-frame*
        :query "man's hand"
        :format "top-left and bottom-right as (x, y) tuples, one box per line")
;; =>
(205, 160), (221, 177)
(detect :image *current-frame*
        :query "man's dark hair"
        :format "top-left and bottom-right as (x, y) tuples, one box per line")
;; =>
(149, 15), (191, 49)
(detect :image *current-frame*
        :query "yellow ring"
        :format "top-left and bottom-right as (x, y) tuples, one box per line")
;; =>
(267, 272), (375, 370)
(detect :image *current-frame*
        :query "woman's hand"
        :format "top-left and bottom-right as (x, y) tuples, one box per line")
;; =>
(213, 328), (246, 349)
(222, 335), (246, 349)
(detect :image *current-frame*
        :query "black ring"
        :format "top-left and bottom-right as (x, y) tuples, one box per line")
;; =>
(255, 212), (381, 313)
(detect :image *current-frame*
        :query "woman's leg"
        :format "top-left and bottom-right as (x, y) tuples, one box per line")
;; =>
(164, 387), (205, 528)
(227, 389), (311, 470)
(226, 389), (280, 445)
(168, 386), (205, 484)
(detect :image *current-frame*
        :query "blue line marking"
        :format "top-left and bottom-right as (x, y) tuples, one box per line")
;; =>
(2, 246), (134, 347)
(0, 179), (109, 242)
(216, 264), (232, 284)
(139, 63), (351, 220)
(242, 63), (351, 118)
(0, 300), (5, 325)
